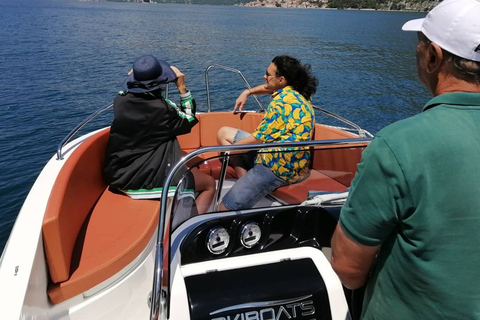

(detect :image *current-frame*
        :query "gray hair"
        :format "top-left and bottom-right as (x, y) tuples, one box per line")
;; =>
(421, 32), (480, 84)
(443, 51), (480, 84)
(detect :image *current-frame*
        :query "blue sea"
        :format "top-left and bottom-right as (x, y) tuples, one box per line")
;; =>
(0, 0), (428, 252)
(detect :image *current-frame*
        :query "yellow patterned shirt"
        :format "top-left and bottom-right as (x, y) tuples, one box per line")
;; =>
(252, 86), (314, 183)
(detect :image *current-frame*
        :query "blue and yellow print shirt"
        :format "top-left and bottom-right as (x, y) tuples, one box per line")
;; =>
(252, 86), (314, 183)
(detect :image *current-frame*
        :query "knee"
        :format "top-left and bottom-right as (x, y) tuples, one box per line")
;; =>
(217, 126), (236, 145)
(216, 126), (228, 144)
(193, 169), (215, 190)
(205, 174), (215, 189)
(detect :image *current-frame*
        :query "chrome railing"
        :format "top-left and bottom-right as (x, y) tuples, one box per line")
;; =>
(57, 66), (371, 160)
(204, 64), (266, 112)
(312, 105), (373, 138)
(56, 103), (113, 160)
(56, 87), (172, 160)
(203, 64), (372, 138)
(149, 137), (371, 320)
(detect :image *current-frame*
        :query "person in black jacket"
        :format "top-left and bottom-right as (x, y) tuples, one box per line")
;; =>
(104, 55), (215, 214)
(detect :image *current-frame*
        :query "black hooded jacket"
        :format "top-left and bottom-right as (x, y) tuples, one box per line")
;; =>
(103, 90), (198, 191)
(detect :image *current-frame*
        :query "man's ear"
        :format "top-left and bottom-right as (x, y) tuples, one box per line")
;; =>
(427, 43), (445, 73)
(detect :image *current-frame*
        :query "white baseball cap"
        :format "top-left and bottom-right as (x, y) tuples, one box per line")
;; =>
(402, 0), (480, 62)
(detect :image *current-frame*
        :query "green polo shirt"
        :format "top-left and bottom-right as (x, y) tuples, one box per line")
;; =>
(340, 92), (480, 319)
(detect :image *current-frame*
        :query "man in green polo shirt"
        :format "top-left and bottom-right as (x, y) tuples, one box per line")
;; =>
(331, 0), (480, 319)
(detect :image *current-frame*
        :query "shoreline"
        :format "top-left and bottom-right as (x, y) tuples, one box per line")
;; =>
(102, 0), (435, 11)
(235, 4), (429, 12)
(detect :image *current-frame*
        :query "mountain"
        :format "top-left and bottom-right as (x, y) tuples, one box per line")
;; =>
(327, 0), (440, 11)
(113, 0), (441, 11)
(155, 0), (242, 4)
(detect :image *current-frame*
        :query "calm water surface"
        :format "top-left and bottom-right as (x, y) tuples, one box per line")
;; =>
(0, 0), (428, 251)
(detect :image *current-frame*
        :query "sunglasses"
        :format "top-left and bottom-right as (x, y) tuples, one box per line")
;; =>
(265, 70), (278, 78)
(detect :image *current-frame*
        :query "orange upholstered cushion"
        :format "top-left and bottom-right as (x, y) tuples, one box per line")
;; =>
(43, 129), (110, 283)
(273, 170), (348, 204)
(43, 128), (161, 304)
(177, 123), (200, 150)
(47, 188), (159, 304)
(198, 112), (264, 147)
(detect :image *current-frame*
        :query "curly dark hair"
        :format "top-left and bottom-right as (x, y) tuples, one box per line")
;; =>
(272, 55), (318, 100)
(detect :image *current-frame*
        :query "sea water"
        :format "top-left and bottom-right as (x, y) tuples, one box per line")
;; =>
(0, 0), (428, 251)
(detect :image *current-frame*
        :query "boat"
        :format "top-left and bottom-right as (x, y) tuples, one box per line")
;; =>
(0, 65), (372, 320)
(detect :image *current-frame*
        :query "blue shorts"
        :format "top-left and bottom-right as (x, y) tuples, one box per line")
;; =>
(221, 164), (287, 210)
(230, 129), (257, 171)
(233, 129), (251, 143)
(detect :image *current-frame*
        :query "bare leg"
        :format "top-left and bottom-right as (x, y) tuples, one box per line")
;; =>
(217, 126), (239, 145)
(191, 167), (215, 214)
(232, 165), (248, 178)
(217, 126), (251, 178)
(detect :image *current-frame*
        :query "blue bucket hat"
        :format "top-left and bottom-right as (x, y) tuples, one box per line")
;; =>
(123, 55), (177, 93)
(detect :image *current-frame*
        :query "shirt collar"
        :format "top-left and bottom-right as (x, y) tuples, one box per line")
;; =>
(423, 92), (480, 112)
(271, 85), (294, 98)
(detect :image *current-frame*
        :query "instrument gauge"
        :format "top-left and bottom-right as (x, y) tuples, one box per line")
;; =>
(206, 227), (230, 255)
(240, 222), (261, 249)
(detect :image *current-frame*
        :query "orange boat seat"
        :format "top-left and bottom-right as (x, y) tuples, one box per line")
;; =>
(177, 112), (264, 179)
(177, 115), (368, 205)
(272, 146), (367, 204)
(272, 128), (368, 205)
(271, 169), (350, 204)
(42, 128), (160, 304)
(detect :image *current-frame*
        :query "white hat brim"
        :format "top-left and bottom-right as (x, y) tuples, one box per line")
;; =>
(402, 18), (424, 32)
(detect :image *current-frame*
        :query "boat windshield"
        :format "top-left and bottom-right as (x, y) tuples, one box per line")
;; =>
(167, 140), (369, 232)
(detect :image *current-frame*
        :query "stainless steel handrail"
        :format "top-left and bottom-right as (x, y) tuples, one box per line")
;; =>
(213, 152), (229, 212)
(204, 64), (266, 112)
(312, 104), (374, 138)
(149, 137), (372, 320)
(55, 85), (174, 160)
(56, 103), (113, 160)
(203, 65), (370, 138)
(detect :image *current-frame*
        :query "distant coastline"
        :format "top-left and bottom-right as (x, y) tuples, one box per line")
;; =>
(237, 0), (440, 11)
(116, 0), (441, 11)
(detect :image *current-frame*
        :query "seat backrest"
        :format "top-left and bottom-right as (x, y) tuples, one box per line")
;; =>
(313, 123), (358, 140)
(311, 124), (367, 187)
(198, 112), (264, 147)
(177, 122), (201, 151)
(43, 128), (110, 283)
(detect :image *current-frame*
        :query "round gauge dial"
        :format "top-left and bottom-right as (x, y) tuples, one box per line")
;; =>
(206, 227), (230, 255)
(240, 222), (261, 249)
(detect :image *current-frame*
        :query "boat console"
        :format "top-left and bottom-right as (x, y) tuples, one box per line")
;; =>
(165, 205), (349, 320)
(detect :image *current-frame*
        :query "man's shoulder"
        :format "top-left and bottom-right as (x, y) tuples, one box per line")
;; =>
(275, 86), (299, 99)
(376, 110), (434, 139)
(275, 87), (310, 108)
(372, 107), (465, 158)
(373, 117), (406, 138)
(377, 100), (474, 139)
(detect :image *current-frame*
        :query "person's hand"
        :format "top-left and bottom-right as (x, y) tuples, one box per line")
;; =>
(233, 89), (250, 113)
(170, 66), (187, 94)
